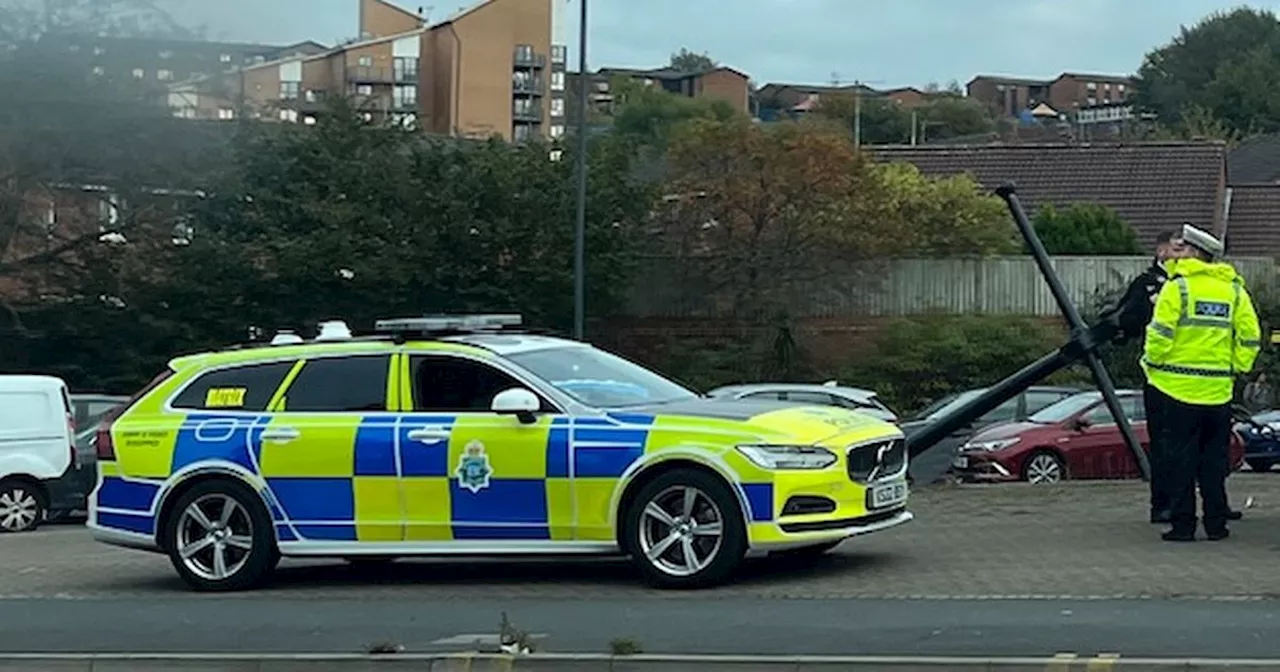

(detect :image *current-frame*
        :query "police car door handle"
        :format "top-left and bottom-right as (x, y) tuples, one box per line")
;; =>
(407, 428), (450, 443)
(260, 427), (300, 443)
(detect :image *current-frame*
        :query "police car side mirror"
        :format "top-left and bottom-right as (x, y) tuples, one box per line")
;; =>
(492, 388), (540, 424)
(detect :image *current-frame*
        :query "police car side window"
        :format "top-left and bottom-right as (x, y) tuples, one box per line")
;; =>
(280, 356), (390, 412)
(411, 355), (553, 412)
(171, 361), (296, 412)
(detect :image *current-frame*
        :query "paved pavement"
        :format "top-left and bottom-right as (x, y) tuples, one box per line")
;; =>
(6, 476), (1280, 656)
(9, 475), (1280, 600)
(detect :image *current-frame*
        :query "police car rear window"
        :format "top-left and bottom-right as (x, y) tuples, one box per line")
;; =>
(171, 361), (296, 412)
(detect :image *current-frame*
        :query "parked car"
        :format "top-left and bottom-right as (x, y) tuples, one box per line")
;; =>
(1235, 409), (1280, 472)
(0, 375), (78, 532)
(705, 382), (898, 423)
(900, 385), (1080, 484)
(63, 394), (129, 518)
(952, 390), (1246, 484)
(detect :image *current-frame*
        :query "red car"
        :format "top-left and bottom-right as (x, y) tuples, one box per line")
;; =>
(950, 390), (1245, 484)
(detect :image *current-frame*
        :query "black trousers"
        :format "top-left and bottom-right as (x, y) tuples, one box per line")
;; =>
(1150, 386), (1232, 533)
(1143, 383), (1168, 513)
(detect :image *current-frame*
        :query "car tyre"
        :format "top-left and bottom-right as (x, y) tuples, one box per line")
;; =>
(623, 468), (747, 590)
(163, 479), (276, 592)
(1247, 458), (1274, 472)
(0, 479), (45, 533)
(1022, 450), (1065, 484)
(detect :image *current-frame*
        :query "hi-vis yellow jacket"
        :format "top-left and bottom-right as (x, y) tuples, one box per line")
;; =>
(1142, 258), (1262, 405)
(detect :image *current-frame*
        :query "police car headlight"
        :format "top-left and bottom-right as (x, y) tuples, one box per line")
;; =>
(962, 438), (1020, 452)
(736, 444), (837, 470)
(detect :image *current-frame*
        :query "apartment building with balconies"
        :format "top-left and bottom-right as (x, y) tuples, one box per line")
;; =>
(967, 71), (1134, 121)
(166, 0), (567, 141)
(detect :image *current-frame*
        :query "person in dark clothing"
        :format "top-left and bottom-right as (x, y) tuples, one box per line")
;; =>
(1097, 231), (1181, 522)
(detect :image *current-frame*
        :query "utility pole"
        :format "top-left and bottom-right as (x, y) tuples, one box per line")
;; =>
(572, 0), (588, 340)
(910, 109), (917, 146)
(853, 83), (862, 149)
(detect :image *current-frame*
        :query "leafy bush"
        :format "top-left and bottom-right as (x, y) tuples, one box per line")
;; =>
(1032, 203), (1143, 256)
(841, 314), (1066, 414)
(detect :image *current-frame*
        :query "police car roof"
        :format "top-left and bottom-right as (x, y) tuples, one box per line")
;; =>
(441, 333), (586, 355)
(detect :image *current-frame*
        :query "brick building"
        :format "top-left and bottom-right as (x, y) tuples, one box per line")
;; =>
(569, 65), (752, 124)
(167, 0), (568, 141)
(753, 82), (932, 122)
(967, 72), (1133, 122)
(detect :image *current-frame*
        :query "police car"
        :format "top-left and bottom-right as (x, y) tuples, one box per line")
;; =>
(88, 315), (911, 591)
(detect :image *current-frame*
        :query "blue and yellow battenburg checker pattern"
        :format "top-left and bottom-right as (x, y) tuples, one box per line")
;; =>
(94, 410), (782, 543)
(93, 343), (897, 546)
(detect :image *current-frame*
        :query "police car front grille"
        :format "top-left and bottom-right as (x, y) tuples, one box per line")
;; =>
(847, 438), (906, 482)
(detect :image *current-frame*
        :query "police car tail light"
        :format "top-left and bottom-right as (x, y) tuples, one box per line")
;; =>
(736, 444), (837, 470)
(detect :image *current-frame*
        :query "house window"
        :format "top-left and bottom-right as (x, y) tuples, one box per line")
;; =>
(358, 55), (373, 68)
(550, 124), (565, 139)
(157, 69), (173, 81)
(356, 84), (373, 96)
(1086, 81), (1097, 90)
(217, 108), (235, 120)
(1087, 96), (1096, 106)
(515, 44), (533, 61)
(303, 115), (317, 125)
(514, 124), (532, 142)
(92, 66), (104, 76)
(280, 81), (300, 99)
(393, 57), (418, 82)
(550, 97), (565, 117)
(551, 45), (567, 63)
(93, 46), (104, 56)
(393, 84), (417, 107)
(513, 98), (536, 116)
(220, 53), (232, 63)
(132, 68), (144, 78)
(279, 109), (299, 122)
(550, 71), (565, 91)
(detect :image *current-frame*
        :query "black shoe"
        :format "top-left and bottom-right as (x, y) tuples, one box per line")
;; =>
(1206, 528), (1230, 541)
(1150, 510), (1171, 524)
(1162, 529), (1196, 542)
(1227, 509), (1243, 521)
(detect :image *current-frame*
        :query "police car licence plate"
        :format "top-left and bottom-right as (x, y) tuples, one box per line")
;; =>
(868, 481), (908, 509)
(953, 455), (968, 468)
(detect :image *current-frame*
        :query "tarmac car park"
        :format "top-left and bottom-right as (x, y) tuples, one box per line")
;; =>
(87, 315), (913, 591)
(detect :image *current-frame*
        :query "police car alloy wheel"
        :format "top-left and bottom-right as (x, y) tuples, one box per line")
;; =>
(0, 480), (43, 533)
(1023, 451), (1064, 484)
(623, 469), (747, 589)
(163, 480), (277, 592)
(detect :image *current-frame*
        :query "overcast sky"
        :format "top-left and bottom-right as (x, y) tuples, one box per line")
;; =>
(166, 0), (1280, 88)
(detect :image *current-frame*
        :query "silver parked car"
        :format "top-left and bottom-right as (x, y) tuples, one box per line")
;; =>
(705, 382), (898, 423)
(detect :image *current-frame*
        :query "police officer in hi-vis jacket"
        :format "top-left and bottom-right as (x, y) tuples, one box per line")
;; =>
(1142, 224), (1261, 542)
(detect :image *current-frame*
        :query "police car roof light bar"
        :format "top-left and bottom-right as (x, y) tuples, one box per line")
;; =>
(374, 314), (524, 335)
(901, 183), (1150, 482)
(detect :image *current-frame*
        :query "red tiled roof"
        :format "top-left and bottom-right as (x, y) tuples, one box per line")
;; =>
(870, 142), (1226, 247)
(1224, 185), (1280, 259)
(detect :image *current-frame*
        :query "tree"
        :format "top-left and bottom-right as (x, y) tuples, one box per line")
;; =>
(1134, 7), (1280, 135)
(1032, 203), (1142, 255)
(868, 162), (1017, 256)
(668, 48), (716, 74)
(608, 76), (741, 148)
(813, 93), (912, 145)
(914, 94), (996, 140)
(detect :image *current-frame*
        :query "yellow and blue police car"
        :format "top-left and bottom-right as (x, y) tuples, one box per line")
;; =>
(88, 315), (912, 591)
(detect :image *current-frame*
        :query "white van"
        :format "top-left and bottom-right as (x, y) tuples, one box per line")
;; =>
(0, 375), (77, 533)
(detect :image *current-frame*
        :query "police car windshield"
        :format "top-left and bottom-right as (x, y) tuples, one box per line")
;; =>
(1029, 392), (1102, 424)
(507, 347), (699, 408)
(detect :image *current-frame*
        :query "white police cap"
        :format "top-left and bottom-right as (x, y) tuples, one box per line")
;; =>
(1181, 223), (1224, 258)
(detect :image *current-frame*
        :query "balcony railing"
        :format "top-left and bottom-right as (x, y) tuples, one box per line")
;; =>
(513, 51), (546, 69)
(512, 104), (542, 122)
(512, 77), (544, 95)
